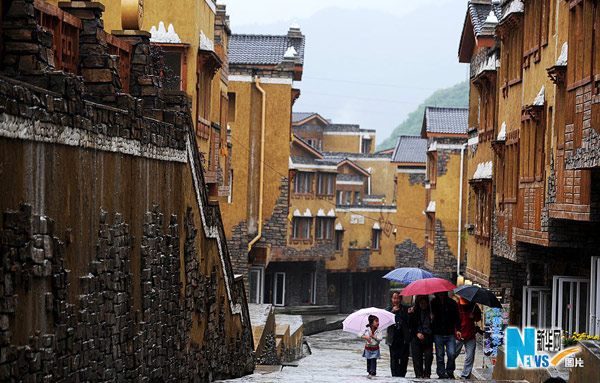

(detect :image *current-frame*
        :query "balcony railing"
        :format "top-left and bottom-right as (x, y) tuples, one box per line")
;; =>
(105, 32), (132, 93)
(34, 0), (81, 74)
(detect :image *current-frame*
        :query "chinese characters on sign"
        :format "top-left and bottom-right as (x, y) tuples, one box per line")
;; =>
(350, 214), (364, 224)
(484, 305), (510, 357)
(536, 329), (561, 352)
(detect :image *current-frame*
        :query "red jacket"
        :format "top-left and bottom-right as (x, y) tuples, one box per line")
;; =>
(456, 303), (482, 340)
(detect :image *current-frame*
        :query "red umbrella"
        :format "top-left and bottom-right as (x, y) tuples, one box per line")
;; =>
(399, 277), (456, 296)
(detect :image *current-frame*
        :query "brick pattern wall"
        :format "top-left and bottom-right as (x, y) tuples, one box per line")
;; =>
(492, 212), (517, 261)
(0, 204), (254, 381)
(565, 83), (600, 170)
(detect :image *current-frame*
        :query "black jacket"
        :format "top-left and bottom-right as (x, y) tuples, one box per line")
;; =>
(430, 296), (461, 336)
(408, 305), (433, 344)
(385, 304), (410, 346)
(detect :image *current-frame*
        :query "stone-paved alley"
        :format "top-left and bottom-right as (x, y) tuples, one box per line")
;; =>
(219, 329), (526, 382)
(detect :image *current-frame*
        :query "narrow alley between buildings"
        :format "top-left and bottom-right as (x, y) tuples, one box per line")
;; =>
(220, 329), (524, 383)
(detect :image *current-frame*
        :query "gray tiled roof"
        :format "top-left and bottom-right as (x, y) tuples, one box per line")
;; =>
(469, 1), (502, 37)
(322, 151), (391, 160)
(336, 174), (363, 182)
(423, 106), (468, 135)
(391, 135), (427, 164)
(290, 156), (338, 167)
(292, 112), (328, 123)
(229, 33), (305, 66)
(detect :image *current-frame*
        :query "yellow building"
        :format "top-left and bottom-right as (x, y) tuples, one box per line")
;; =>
(97, 0), (232, 197)
(291, 113), (398, 312)
(421, 107), (468, 282)
(390, 135), (428, 270)
(220, 26), (305, 303)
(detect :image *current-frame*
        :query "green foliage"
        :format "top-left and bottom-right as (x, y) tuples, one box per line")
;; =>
(377, 81), (469, 151)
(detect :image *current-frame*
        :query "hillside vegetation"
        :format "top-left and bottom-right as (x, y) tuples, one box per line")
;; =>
(377, 81), (469, 151)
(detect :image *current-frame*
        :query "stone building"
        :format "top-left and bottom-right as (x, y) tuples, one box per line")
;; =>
(0, 1), (255, 381)
(221, 27), (305, 304)
(390, 135), (428, 271)
(421, 106), (469, 281)
(458, 0), (600, 335)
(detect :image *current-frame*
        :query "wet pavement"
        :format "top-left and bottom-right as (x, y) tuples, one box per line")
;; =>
(219, 329), (526, 382)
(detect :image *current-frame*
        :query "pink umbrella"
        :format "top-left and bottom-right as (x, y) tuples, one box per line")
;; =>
(399, 277), (456, 296)
(342, 307), (396, 335)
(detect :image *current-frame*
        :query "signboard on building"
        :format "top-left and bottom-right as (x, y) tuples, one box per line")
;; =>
(350, 214), (364, 224)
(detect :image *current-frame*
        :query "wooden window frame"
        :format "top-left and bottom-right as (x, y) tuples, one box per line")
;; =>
(334, 229), (344, 252)
(499, 14), (524, 96)
(372, 229), (381, 250)
(503, 131), (520, 204)
(153, 43), (188, 92)
(315, 217), (334, 240)
(426, 213), (435, 246)
(294, 172), (314, 195)
(473, 181), (492, 243)
(520, 113), (545, 183)
(427, 151), (438, 187)
(292, 217), (312, 240)
(316, 172), (335, 196)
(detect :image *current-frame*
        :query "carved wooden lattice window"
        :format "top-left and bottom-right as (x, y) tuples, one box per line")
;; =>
(475, 75), (497, 141)
(567, 0), (597, 89)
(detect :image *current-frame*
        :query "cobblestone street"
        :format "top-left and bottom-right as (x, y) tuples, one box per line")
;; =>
(220, 330), (522, 382)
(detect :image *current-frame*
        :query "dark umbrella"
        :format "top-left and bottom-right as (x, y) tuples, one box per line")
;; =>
(454, 285), (502, 308)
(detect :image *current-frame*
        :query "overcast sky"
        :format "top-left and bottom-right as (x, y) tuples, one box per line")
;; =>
(220, 0), (469, 146)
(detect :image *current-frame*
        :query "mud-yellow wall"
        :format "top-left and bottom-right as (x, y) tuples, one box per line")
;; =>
(355, 159), (396, 201)
(394, 170), (427, 251)
(326, 209), (397, 271)
(220, 80), (292, 238)
(322, 134), (361, 153)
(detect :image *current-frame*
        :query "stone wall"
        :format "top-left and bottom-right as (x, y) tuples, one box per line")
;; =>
(394, 238), (425, 268)
(408, 173), (426, 187)
(0, 4), (254, 378)
(433, 219), (461, 281)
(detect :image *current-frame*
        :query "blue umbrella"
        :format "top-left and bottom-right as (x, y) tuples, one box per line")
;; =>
(382, 267), (436, 284)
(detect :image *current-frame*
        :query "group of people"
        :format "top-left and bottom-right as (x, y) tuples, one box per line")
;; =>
(360, 291), (481, 379)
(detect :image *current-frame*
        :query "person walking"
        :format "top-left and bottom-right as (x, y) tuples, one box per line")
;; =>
(408, 295), (434, 379)
(385, 292), (411, 377)
(361, 315), (383, 379)
(455, 297), (482, 379)
(430, 291), (462, 379)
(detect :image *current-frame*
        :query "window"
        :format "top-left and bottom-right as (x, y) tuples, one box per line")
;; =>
(503, 133), (520, 203)
(498, 12), (524, 95)
(354, 191), (361, 205)
(336, 190), (343, 204)
(317, 173), (335, 195)
(248, 267), (264, 304)
(520, 117), (545, 182)
(474, 75), (496, 141)
(315, 218), (334, 240)
(523, 0), (550, 66)
(567, 0), (599, 91)
(335, 229), (343, 251)
(228, 92), (236, 122)
(163, 50), (184, 90)
(301, 272), (316, 304)
(372, 228), (381, 250)
(426, 213), (435, 244)
(294, 172), (313, 194)
(427, 151), (438, 186)
(344, 191), (352, 205)
(362, 138), (372, 154)
(196, 51), (217, 139)
(473, 181), (492, 243)
(292, 217), (311, 239)
(273, 272), (286, 306)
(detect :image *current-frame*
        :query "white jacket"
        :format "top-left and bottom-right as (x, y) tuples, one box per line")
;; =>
(362, 328), (384, 347)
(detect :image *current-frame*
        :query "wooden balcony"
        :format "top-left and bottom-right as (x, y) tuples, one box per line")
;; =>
(105, 32), (132, 93)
